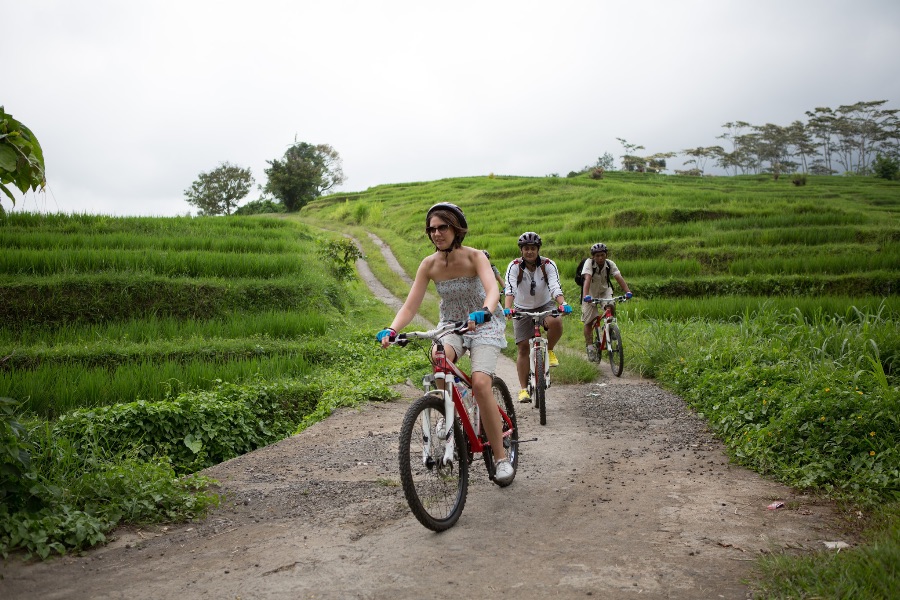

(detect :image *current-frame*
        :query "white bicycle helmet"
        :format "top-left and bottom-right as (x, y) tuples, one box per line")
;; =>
(590, 242), (608, 254)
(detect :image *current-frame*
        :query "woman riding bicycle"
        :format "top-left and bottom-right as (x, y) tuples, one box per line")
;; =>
(377, 203), (514, 484)
(503, 231), (572, 403)
(580, 243), (632, 362)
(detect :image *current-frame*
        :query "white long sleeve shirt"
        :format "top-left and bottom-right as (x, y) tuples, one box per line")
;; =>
(504, 257), (563, 310)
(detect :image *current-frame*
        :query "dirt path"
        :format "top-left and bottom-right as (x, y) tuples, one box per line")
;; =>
(0, 235), (850, 600)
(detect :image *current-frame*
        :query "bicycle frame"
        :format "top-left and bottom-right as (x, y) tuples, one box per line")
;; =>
(595, 302), (616, 351)
(410, 327), (515, 464)
(528, 320), (550, 397)
(589, 295), (627, 376)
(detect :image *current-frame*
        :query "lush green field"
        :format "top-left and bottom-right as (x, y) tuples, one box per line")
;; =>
(3, 172), (899, 596)
(299, 171), (900, 598)
(0, 213), (429, 558)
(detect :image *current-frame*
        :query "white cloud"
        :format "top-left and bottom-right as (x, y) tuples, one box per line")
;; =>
(4, 0), (900, 215)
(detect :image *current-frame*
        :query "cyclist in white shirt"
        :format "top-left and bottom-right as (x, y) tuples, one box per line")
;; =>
(503, 232), (572, 403)
(580, 242), (632, 362)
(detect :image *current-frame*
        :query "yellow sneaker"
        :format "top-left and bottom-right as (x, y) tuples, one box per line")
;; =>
(548, 349), (559, 368)
(518, 389), (532, 403)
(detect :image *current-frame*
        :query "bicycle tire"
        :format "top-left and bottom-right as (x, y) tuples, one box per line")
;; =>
(481, 376), (519, 486)
(398, 395), (469, 531)
(535, 350), (547, 425)
(593, 322), (603, 364)
(608, 323), (624, 377)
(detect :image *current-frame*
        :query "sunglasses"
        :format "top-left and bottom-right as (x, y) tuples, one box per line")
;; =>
(425, 224), (451, 236)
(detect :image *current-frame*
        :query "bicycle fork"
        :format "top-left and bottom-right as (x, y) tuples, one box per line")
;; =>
(422, 372), (459, 467)
(528, 337), (550, 396)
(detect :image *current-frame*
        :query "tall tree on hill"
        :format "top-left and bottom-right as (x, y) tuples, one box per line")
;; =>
(832, 100), (899, 174)
(616, 137), (646, 172)
(681, 146), (724, 174)
(184, 162), (254, 216)
(264, 141), (345, 212)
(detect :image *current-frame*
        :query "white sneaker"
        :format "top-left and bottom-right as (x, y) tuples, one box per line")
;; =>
(586, 345), (598, 362)
(494, 458), (515, 485)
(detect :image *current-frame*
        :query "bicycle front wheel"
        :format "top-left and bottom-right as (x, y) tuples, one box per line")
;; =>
(592, 323), (603, 363)
(481, 376), (519, 486)
(535, 349), (547, 425)
(608, 323), (624, 377)
(398, 395), (469, 531)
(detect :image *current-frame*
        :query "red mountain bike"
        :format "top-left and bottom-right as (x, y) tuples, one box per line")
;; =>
(387, 321), (518, 531)
(588, 295), (629, 377)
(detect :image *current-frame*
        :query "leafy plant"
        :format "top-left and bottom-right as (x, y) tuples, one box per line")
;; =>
(0, 396), (37, 508)
(317, 238), (363, 281)
(0, 107), (45, 210)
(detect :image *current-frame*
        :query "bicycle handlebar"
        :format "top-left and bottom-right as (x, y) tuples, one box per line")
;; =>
(588, 295), (629, 306)
(511, 308), (561, 321)
(390, 321), (471, 347)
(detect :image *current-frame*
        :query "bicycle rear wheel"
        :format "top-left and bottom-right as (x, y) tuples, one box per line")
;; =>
(481, 376), (519, 486)
(398, 395), (469, 531)
(608, 323), (624, 377)
(535, 350), (547, 425)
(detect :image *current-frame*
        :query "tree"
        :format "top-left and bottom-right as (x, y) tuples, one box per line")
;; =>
(264, 141), (345, 212)
(716, 121), (751, 175)
(184, 162), (254, 216)
(595, 152), (615, 171)
(616, 137), (646, 172)
(0, 107), (46, 212)
(681, 146), (724, 174)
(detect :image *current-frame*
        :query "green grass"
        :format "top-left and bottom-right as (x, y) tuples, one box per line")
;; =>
(298, 171), (900, 598)
(753, 504), (900, 599)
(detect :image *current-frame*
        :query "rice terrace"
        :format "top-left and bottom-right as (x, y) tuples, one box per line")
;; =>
(1, 171), (899, 598)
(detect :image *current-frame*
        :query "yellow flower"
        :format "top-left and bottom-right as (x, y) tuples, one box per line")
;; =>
(870, 451), (876, 456)
(870, 432), (876, 437)
(824, 388), (830, 392)
(858, 391), (863, 395)
(820, 416), (826, 421)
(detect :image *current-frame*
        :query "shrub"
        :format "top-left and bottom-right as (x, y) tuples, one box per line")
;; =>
(873, 154), (900, 181)
(590, 167), (605, 180)
(53, 379), (322, 474)
(0, 397), (38, 509)
(233, 198), (286, 215)
(791, 173), (808, 186)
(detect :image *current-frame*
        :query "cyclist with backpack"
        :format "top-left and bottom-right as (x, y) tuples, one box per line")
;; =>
(578, 243), (632, 362)
(503, 232), (572, 403)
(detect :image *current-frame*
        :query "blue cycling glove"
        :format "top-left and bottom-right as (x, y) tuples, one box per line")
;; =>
(625, 292), (633, 299)
(468, 307), (491, 324)
(583, 295), (593, 303)
(503, 308), (512, 317)
(559, 303), (572, 314)
(376, 328), (397, 343)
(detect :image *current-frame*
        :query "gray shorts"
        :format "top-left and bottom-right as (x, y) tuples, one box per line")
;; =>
(439, 335), (502, 376)
(513, 301), (557, 344)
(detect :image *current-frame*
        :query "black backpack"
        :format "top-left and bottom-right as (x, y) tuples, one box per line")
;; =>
(574, 258), (611, 290)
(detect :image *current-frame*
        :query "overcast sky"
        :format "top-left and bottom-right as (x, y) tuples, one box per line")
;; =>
(4, 0), (900, 216)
